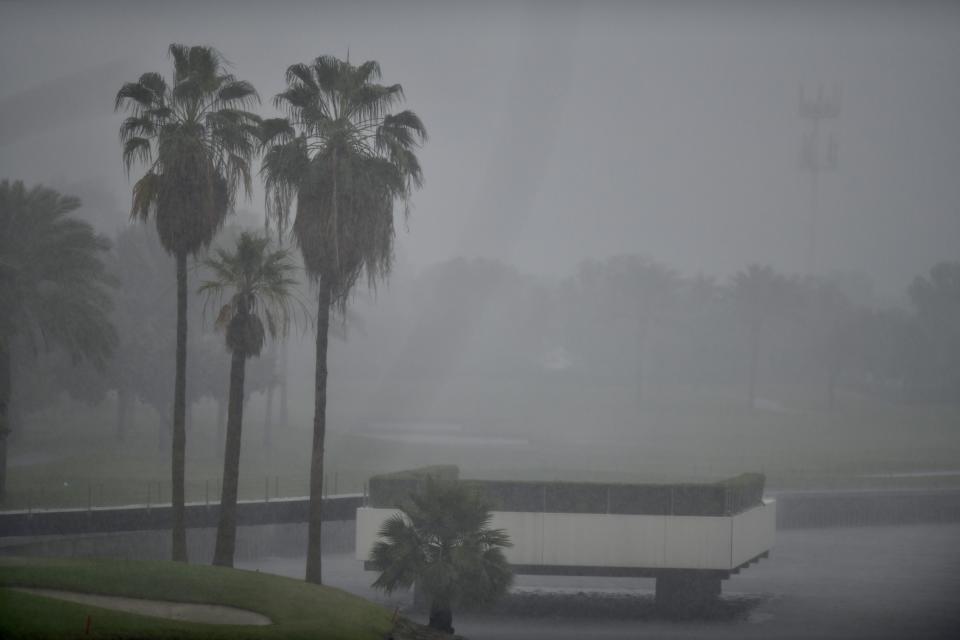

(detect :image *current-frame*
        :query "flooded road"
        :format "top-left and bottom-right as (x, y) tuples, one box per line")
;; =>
(239, 524), (960, 639)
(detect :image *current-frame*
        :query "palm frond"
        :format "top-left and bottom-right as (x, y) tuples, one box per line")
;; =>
(121, 137), (153, 175)
(284, 63), (318, 90)
(114, 75), (163, 113)
(118, 43), (261, 257)
(216, 79), (260, 108)
(0, 180), (117, 367)
(199, 231), (301, 357)
(368, 478), (512, 607)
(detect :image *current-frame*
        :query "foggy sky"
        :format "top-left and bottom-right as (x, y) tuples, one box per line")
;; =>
(1, 0), (958, 296)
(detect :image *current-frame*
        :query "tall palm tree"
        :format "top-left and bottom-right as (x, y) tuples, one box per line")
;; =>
(261, 55), (426, 584)
(115, 44), (260, 561)
(0, 181), (116, 502)
(369, 477), (513, 633)
(732, 264), (792, 409)
(200, 232), (298, 567)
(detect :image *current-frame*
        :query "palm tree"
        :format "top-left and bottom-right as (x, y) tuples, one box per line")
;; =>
(369, 477), (513, 633)
(909, 262), (960, 402)
(0, 181), (116, 502)
(732, 264), (793, 409)
(115, 44), (260, 561)
(569, 256), (679, 399)
(261, 55), (426, 584)
(608, 256), (679, 401)
(199, 232), (299, 567)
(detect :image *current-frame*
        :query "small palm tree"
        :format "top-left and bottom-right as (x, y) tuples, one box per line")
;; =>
(199, 232), (299, 567)
(0, 181), (116, 501)
(261, 55), (426, 584)
(370, 478), (513, 633)
(115, 44), (260, 561)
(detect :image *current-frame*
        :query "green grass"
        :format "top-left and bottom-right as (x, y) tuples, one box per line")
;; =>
(0, 556), (398, 639)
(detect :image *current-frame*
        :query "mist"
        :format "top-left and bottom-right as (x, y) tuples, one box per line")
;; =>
(1, 2), (959, 639)
(3, 1), (959, 292)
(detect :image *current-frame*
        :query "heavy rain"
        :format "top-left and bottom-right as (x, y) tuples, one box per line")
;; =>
(1, 1), (959, 639)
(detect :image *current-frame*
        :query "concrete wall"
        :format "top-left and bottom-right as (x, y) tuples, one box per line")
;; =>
(356, 500), (775, 572)
(773, 489), (960, 529)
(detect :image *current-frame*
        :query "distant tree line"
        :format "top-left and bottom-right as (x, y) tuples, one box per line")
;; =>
(348, 255), (960, 410)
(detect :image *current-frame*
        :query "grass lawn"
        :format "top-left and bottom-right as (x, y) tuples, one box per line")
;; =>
(0, 556), (423, 639)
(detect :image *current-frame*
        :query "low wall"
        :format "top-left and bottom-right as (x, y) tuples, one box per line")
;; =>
(356, 500), (776, 574)
(773, 489), (960, 529)
(0, 495), (363, 538)
(368, 466), (766, 517)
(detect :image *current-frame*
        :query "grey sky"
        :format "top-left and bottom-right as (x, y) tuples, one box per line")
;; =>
(1, 0), (958, 296)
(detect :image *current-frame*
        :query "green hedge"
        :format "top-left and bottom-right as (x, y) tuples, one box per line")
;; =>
(369, 467), (765, 516)
(368, 465), (459, 508)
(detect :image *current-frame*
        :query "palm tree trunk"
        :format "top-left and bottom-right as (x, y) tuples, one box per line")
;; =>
(748, 318), (760, 410)
(279, 338), (289, 430)
(331, 148), (340, 269)
(213, 349), (246, 567)
(636, 317), (648, 404)
(0, 347), (10, 503)
(305, 279), (331, 584)
(428, 599), (454, 634)
(172, 251), (189, 562)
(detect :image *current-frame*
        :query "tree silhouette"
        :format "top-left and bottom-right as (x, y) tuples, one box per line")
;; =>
(200, 232), (298, 567)
(115, 44), (260, 560)
(732, 264), (794, 409)
(0, 181), (116, 501)
(370, 477), (512, 633)
(261, 55), (426, 583)
(908, 262), (960, 401)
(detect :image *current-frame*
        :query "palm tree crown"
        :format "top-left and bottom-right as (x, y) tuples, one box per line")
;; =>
(115, 44), (261, 256)
(0, 180), (116, 362)
(261, 55), (427, 303)
(370, 477), (513, 631)
(199, 232), (300, 357)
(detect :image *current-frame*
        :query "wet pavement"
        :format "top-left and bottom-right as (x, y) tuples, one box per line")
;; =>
(239, 523), (960, 639)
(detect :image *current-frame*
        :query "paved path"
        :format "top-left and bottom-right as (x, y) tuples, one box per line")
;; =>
(10, 588), (271, 626)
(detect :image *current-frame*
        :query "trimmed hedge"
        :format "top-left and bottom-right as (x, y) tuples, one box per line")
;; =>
(370, 466), (765, 517)
(368, 465), (459, 508)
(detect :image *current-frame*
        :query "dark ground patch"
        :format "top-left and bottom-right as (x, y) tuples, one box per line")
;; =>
(473, 589), (768, 621)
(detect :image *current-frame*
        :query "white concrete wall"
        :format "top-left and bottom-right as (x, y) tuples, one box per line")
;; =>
(356, 500), (776, 571)
(731, 498), (777, 567)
